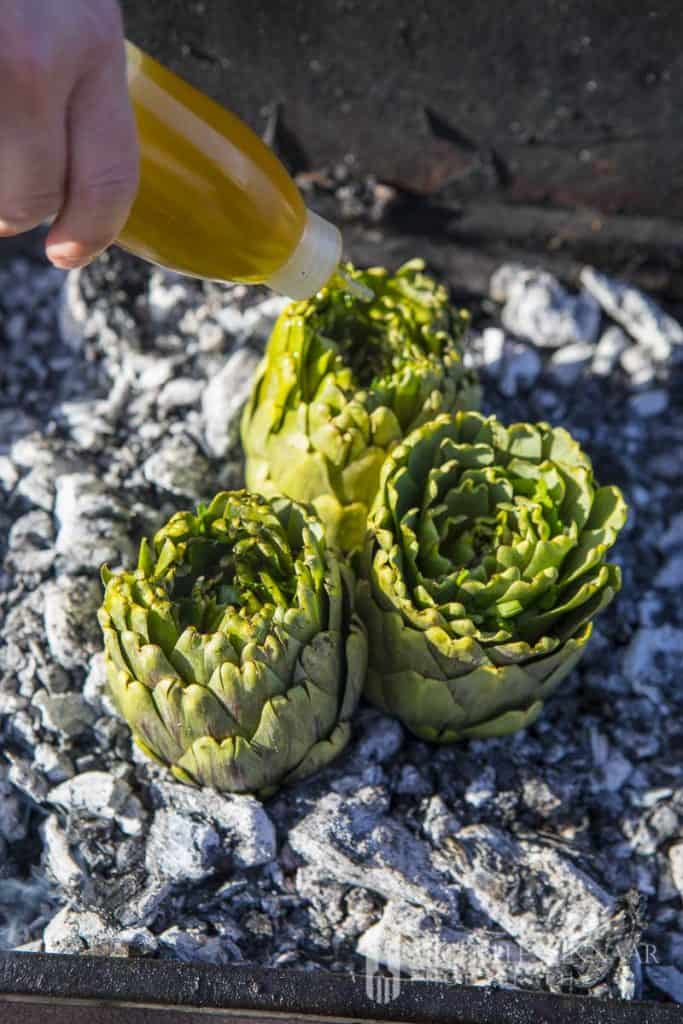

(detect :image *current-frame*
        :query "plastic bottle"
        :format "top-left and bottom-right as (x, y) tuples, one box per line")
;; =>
(119, 41), (342, 300)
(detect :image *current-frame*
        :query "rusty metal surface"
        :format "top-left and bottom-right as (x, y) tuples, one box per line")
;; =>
(120, 0), (683, 217)
(0, 954), (681, 1024)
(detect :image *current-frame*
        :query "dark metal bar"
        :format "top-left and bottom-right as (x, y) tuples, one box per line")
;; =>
(0, 953), (679, 1024)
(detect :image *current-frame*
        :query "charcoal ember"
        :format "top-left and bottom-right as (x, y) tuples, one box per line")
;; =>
(32, 690), (96, 739)
(147, 779), (277, 869)
(33, 745), (73, 782)
(351, 709), (404, 765)
(11, 435), (83, 513)
(158, 925), (242, 964)
(440, 826), (621, 966)
(629, 390), (669, 418)
(43, 575), (101, 670)
(146, 811), (222, 885)
(48, 772), (146, 837)
(6, 511), (55, 576)
(466, 328), (541, 397)
(0, 777), (28, 844)
(623, 625), (683, 690)
(289, 788), (459, 919)
(0, 875), (58, 949)
(43, 907), (149, 956)
(547, 342), (594, 388)
(544, 891), (645, 998)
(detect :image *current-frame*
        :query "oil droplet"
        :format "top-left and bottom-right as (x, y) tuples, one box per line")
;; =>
(335, 266), (375, 303)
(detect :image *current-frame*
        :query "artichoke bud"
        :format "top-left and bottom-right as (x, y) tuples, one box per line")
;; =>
(98, 491), (367, 794)
(358, 411), (627, 743)
(242, 260), (480, 552)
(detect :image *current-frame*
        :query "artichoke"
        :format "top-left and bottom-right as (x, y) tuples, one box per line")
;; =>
(356, 412), (627, 742)
(241, 259), (479, 553)
(98, 491), (367, 795)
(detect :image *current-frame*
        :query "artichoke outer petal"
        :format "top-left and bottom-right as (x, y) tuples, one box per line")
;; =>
(284, 721), (353, 784)
(108, 668), (185, 764)
(460, 699), (545, 740)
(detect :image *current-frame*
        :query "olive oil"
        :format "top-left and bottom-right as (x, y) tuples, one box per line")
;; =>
(120, 42), (342, 299)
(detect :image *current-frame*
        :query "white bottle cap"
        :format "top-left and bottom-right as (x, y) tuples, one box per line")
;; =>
(265, 209), (342, 300)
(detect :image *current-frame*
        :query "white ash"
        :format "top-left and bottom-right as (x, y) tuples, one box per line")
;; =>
(142, 433), (213, 501)
(667, 844), (683, 900)
(0, 247), (682, 1003)
(158, 925), (241, 964)
(654, 552), (683, 590)
(580, 266), (683, 362)
(465, 327), (542, 397)
(42, 814), (87, 892)
(620, 346), (657, 388)
(489, 264), (601, 349)
(422, 795), (462, 844)
(358, 900), (547, 988)
(592, 326), (630, 378)
(547, 342), (594, 388)
(202, 347), (263, 458)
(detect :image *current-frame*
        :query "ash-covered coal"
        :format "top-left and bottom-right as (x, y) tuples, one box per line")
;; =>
(0, 245), (682, 1004)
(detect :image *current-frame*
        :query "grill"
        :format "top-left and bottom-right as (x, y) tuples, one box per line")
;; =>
(1, 954), (681, 1023)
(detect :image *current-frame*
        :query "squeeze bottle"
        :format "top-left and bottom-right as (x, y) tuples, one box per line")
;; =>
(119, 42), (343, 300)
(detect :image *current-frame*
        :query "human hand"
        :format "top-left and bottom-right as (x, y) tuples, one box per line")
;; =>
(0, 0), (139, 269)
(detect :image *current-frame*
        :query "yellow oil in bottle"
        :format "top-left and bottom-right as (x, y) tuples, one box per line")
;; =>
(120, 42), (342, 298)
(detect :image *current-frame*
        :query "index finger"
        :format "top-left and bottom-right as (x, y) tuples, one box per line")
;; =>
(46, 44), (139, 269)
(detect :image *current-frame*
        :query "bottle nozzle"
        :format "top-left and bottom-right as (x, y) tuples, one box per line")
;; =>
(265, 210), (342, 300)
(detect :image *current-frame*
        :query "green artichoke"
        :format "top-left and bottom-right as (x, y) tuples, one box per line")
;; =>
(356, 411), (627, 742)
(241, 259), (479, 553)
(98, 491), (367, 795)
